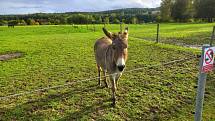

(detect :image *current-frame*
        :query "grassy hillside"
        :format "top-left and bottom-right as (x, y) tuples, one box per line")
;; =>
(0, 24), (215, 120)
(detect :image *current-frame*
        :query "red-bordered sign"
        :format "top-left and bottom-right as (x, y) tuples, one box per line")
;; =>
(202, 47), (215, 73)
(205, 49), (214, 64)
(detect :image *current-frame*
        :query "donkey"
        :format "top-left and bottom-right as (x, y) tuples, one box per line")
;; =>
(94, 27), (128, 106)
(8, 24), (14, 28)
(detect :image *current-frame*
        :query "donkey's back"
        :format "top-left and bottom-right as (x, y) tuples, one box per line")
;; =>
(94, 37), (112, 70)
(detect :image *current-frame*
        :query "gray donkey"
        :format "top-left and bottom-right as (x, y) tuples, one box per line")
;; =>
(94, 27), (128, 106)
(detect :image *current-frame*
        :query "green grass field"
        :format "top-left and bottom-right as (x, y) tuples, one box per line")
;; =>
(0, 24), (215, 120)
(110, 23), (215, 46)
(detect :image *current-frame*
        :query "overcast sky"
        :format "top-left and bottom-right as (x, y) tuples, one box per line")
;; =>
(0, 0), (161, 15)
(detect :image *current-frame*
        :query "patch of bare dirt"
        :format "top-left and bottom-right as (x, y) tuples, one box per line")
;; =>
(0, 52), (23, 61)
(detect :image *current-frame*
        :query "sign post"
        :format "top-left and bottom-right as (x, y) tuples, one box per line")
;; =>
(194, 44), (215, 121)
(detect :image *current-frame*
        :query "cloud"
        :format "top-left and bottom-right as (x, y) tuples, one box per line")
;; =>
(0, 0), (161, 14)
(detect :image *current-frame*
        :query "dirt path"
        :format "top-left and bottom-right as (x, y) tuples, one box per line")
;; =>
(0, 52), (23, 61)
(130, 36), (202, 50)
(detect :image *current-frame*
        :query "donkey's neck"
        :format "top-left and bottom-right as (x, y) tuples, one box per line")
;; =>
(105, 45), (117, 73)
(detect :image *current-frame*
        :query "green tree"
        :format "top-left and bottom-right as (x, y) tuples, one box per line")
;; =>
(113, 18), (120, 24)
(35, 22), (40, 25)
(86, 15), (94, 24)
(67, 14), (89, 24)
(0, 20), (7, 26)
(97, 16), (103, 24)
(195, 0), (215, 22)
(104, 17), (109, 24)
(18, 20), (27, 25)
(171, 0), (193, 22)
(67, 16), (74, 24)
(160, 0), (173, 22)
(26, 19), (36, 25)
(131, 17), (138, 24)
(8, 20), (18, 25)
(59, 17), (67, 24)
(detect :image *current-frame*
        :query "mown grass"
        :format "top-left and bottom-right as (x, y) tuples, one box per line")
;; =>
(127, 23), (215, 46)
(0, 24), (215, 120)
(81, 23), (215, 46)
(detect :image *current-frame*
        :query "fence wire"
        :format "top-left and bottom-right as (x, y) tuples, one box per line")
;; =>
(0, 56), (198, 101)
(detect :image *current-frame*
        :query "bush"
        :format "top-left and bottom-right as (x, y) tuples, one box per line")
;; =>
(35, 22), (40, 25)
(0, 20), (7, 26)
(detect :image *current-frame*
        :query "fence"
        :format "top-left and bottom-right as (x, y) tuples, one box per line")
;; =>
(129, 24), (215, 48)
(1, 23), (215, 120)
(74, 23), (215, 49)
(0, 55), (198, 101)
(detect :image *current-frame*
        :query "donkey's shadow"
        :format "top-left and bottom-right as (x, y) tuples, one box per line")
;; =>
(58, 98), (112, 121)
(1, 83), (112, 120)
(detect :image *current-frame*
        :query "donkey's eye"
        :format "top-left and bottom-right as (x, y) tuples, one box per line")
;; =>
(112, 43), (116, 49)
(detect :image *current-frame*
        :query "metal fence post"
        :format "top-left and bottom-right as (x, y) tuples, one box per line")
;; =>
(120, 22), (122, 33)
(93, 23), (95, 32)
(104, 22), (106, 28)
(86, 23), (88, 30)
(194, 44), (210, 121)
(210, 26), (215, 46)
(156, 23), (160, 43)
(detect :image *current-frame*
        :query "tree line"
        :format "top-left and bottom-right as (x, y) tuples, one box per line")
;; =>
(0, 1), (214, 26)
(160, 0), (215, 22)
(0, 8), (159, 26)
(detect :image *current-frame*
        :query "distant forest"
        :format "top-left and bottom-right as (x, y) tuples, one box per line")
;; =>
(0, 0), (214, 26)
(160, 0), (215, 22)
(0, 8), (159, 26)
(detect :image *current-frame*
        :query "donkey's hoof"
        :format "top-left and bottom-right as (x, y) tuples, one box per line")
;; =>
(111, 98), (116, 107)
(111, 102), (116, 107)
(105, 84), (110, 88)
(98, 83), (102, 87)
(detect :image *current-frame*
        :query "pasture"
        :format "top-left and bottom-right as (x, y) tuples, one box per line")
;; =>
(0, 24), (215, 120)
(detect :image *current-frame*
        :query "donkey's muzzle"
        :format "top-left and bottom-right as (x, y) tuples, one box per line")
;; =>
(118, 65), (125, 72)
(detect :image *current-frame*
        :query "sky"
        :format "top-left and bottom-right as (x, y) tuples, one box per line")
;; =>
(0, 0), (161, 15)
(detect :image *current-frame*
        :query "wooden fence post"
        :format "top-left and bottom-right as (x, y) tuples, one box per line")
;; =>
(104, 23), (106, 28)
(86, 23), (88, 30)
(120, 22), (122, 32)
(156, 23), (160, 43)
(93, 23), (96, 32)
(210, 26), (215, 46)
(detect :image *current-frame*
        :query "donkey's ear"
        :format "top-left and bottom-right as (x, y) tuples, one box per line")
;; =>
(124, 27), (128, 33)
(103, 28), (112, 39)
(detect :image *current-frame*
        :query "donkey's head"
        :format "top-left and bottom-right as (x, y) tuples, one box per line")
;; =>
(103, 27), (129, 72)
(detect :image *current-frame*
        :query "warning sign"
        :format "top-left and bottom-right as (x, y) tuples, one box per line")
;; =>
(202, 47), (215, 73)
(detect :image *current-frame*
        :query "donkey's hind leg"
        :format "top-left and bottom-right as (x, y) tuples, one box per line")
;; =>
(97, 65), (101, 86)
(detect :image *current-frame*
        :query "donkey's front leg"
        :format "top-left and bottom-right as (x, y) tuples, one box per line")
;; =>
(111, 74), (117, 106)
(115, 73), (122, 89)
(103, 71), (109, 88)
